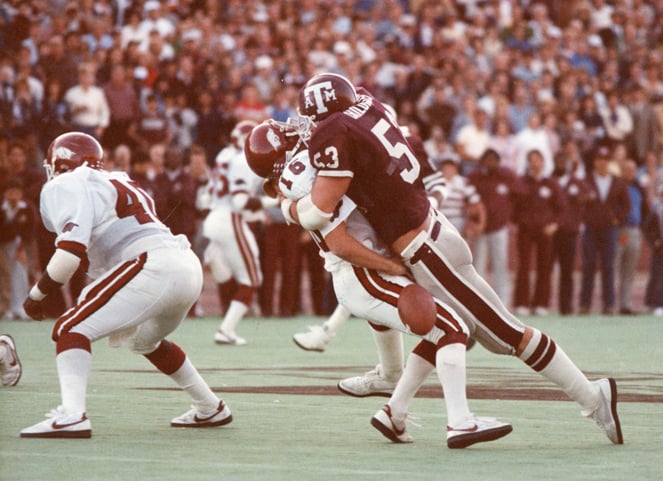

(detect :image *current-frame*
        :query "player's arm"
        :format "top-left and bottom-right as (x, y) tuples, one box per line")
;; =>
(23, 247), (82, 320)
(323, 221), (408, 277)
(283, 175), (352, 230)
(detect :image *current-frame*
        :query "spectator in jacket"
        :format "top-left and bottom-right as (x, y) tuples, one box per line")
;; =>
(153, 146), (197, 243)
(552, 152), (589, 315)
(643, 185), (663, 316)
(513, 149), (566, 316)
(0, 177), (37, 319)
(467, 148), (520, 306)
(615, 159), (649, 314)
(579, 146), (631, 314)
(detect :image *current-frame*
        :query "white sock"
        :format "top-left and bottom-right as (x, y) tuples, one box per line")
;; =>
(540, 347), (599, 414)
(436, 343), (471, 427)
(170, 357), (219, 412)
(56, 348), (91, 415)
(373, 329), (404, 382)
(519, 329), (598, 413)
(219, 300), (248, 334)
(389, 353), (434, 417)
(323, 305), (351, 336)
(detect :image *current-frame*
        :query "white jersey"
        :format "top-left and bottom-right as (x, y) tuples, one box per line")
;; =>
(206, 144), (266, 223)
(279, 150), (388, 272)
(40, 166), (177, 279)
(205, 145), (236, 212)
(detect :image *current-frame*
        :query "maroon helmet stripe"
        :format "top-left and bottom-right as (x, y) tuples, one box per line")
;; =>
(231, 213), (260, 286)
(52, 253), (147, 341)
(410, 241), (523, 348)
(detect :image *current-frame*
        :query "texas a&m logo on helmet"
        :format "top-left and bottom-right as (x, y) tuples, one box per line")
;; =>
(298, 73), (357, 122)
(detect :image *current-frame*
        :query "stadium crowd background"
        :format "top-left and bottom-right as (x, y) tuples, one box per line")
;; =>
(1, 0), (662, 320)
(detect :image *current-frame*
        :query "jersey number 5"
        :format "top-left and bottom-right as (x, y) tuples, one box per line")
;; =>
(111, 179), (158, 224)
(371, 118), (420, 184)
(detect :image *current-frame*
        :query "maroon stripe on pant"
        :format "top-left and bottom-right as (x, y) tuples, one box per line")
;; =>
(52, 253), (147, 341)
(232, 213), (260, 287)
(352, 266), (402, 307)
(410, 242), (523, 349)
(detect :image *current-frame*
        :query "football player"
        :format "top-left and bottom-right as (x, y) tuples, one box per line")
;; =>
(246, 120), (512, 448)
(201, 120), (277, 345)
(285, 73), (623, 445)
(20, 132), (232, 438)
(291, 104), (448, 354)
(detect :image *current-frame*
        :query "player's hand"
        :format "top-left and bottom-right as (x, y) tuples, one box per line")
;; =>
(23, 297), (47, 321)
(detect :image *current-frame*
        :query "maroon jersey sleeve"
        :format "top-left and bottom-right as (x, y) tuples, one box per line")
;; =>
(307, 94), (430, 245)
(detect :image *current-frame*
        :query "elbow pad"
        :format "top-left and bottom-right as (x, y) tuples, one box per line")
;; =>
(296, 194), (333, 231)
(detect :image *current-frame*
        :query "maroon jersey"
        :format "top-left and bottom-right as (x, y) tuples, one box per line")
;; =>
(467, 166), (521, 233)
(308, 94), (430, 244)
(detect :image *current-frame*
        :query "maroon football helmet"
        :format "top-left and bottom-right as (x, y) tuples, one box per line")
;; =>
(44, 132), (104, 181)
(244, 120), (300, 179)
(298, 72), (357, 122)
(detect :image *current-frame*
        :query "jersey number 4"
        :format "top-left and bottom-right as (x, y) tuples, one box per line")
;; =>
(110, 179), (158, 224)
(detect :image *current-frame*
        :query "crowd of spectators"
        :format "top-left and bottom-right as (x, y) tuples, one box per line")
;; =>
(1, 0), (663, 318)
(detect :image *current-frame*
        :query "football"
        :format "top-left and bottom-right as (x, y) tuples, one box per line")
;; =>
(397, 284), (437, 335)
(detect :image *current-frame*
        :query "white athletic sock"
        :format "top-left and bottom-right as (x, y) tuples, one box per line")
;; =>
(323, 304), (351, 336)
(436, 343), (472, 427)
(389, 352), (434, 417)
(56, 349), (91, 415)
(519, 329), (598, 412)
(373, 329), (404, 382)
(540, 347), (599, 414)
(219, 300), (248, 334)
(170, 357), (219, 412)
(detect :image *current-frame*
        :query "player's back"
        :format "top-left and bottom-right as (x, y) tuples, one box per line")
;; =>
(309, 94), (430, 245)
(40, 167), (175, 278)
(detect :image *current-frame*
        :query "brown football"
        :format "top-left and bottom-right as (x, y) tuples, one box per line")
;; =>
(397, 284), (437, 335)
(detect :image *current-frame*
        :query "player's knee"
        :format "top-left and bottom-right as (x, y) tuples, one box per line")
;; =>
(233, 284), (255, 305)
(517, 327), (557, 372)
(55, 332), (91, 354)
(143, 339), (186, 375)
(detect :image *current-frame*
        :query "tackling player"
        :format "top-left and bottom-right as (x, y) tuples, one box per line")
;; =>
(20, 132), (232, 438)
(245, 120), (512, 449)
(286, 73), (622, 445)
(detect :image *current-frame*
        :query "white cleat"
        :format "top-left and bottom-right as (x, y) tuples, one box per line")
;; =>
(446, 415), (513, 449)
(0, 334), (22, 387)
(337, 365), (398, 397)
(214, 329), (247, 346)
(292, 325), (332, 352)
(585, 378), (623, 444)
(171, 400), (233, 428)
(370, 404), (413, 443)
(20, 406), (91, 438)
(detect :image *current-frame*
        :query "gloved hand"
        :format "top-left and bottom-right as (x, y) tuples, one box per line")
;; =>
(23, 297), (47, 321)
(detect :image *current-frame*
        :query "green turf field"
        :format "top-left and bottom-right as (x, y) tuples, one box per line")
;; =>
(1, 314), (662, 481)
